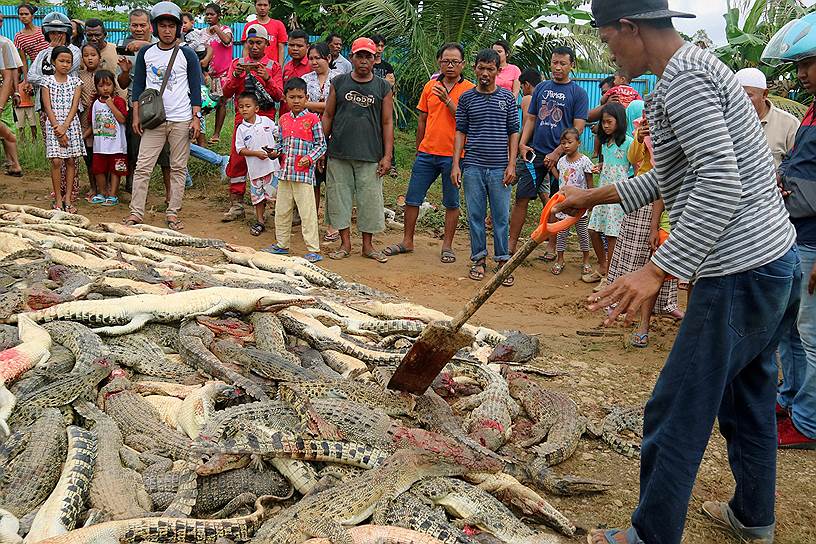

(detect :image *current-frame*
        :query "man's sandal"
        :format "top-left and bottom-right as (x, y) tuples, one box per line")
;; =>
(551, 262), (565, 275)
(440, 249), (456, 264)
(122, 215), (142, 226)
(701, 501), (774, 543)
(469, 260), (486, 281)
(166, 216), (184, 231)
(383, 243), (412, 257)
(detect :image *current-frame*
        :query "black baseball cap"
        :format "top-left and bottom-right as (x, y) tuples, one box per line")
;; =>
(591, 0), (695, 28)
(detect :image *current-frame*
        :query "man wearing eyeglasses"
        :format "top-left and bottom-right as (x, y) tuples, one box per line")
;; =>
(383, 43), (474, 262)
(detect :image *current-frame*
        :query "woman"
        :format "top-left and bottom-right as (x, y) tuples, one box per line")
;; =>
(14, 4), (48, 84)
(303, 42), (341, 242)
(606, 100), (683, 348)
(70, 20), (84, 49)
(199, 3), (233, 144)
(493, 39), (520, 99)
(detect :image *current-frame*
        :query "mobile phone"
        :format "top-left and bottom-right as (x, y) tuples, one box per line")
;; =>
(523, 149), (536, 163)
(116, 44), (129, 56)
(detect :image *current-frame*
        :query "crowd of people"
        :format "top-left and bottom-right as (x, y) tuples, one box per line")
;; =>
(0, 0), (814, 542)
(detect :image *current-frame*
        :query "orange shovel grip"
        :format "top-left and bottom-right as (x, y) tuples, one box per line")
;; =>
(531, 193), (586, 243)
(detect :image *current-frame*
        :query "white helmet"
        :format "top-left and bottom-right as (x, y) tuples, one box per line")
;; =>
(42, 12), (72, 40)
(150, 1), (182, 38)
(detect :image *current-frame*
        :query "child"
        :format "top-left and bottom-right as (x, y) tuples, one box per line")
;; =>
(234, 92), (280, 238)
(13, 81), (36, 142)
(86, 70), (127, 207)
(264, 78), (326, 263)
(550, 128), (593, 277)
(42, 46), (84, 213)
(587, 102), (631, 291)
(601, 70), (642, 108)
(78, 43), (101, 201)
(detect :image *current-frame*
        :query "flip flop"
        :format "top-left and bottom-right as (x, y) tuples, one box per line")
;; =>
(262, 243), (289, 255)
(440, 249), (456, 264)
(495, 264), (514, 287)
(208, 135), (220, 144)
(304, 252), (323, 263)
(383, 243), (412, 257)
(469, 260), (486, 281)
(582, 270), (602, 283)
(329, 248), (350, 260)
(122, 214), (142, 226)
(166, 216), (184, 231)
(102, 196), (119, 207)
(630, 332), (649, 348)
(323, 230), (340, 242)
(538, 252), (557, 262)
(364, 250), (388, 263)
(91, 194), (106, 204)
(586, 528), (643, 544)
(701, 501), (774, 544)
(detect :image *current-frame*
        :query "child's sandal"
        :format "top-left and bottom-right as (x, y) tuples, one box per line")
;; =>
(250, 222), (265, 236)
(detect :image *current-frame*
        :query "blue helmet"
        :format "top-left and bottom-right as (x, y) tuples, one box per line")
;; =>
(762, 13), (816, 66)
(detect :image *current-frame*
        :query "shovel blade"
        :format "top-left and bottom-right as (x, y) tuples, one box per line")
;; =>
(387, 320), (474, 395)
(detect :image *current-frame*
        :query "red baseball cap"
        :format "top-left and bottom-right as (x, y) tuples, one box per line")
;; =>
(351, 37), (377, 55)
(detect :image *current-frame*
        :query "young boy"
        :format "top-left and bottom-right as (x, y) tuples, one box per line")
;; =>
(234, 92), (280, 237)
(264, 78), (326, 263)
(181, 12), (207, 59)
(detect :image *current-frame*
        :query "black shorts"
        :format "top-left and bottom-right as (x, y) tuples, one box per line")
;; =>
(516, 153), (556, 200)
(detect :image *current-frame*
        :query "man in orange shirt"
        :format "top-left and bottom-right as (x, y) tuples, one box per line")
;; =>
(383, 43), (474, 263)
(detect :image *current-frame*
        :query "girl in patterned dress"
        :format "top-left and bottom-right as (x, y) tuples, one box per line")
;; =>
(588, 102), (632, 291)
(41, 46), (84, 212)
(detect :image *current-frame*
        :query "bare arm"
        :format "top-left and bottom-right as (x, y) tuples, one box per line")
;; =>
(64, 83), (82, 127)
(212, 26), (232, 46)
(519, 111), (535, 148)
(201, 45), (214, 70)
(415, 111), (427, 150)
(41, 86), (57, 126)
(451, 131), (466, 188)
(0, 69), (15, 111)
(107, 97), (127, 124)
(378, 90), (395, 177)
(305, 101), (325, 113)
(511, 78), (520, 100)
(277, 43), (285, 66)
(321, 85), (336, 138)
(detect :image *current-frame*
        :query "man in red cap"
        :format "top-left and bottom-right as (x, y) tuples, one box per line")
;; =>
(220, 23), (283, 222)
(322, 37), (394, 263)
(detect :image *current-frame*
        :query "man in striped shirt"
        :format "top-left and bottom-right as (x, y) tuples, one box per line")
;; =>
(560, 2), (800, 544)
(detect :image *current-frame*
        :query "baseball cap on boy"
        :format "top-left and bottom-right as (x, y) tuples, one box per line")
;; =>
(245, 23), (269, 41)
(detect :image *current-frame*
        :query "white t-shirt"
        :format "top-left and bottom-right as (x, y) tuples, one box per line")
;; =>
(92, 97), (127, 155)
(235, 116), (280, 180)
(141, 44), (194, 122)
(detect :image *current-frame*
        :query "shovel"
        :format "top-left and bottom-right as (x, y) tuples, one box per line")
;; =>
(388, 193), (584, 394)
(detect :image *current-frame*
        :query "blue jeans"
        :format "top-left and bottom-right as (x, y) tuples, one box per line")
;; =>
(462, 166), (511, 263)
(190, 143), (227, 166)
(406, 152), (459, 209)
(778, 243), (816, 438)
(631, 247), (801, 544)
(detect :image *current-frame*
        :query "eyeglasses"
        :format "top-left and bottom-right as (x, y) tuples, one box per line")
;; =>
(439, 60), (463, 66)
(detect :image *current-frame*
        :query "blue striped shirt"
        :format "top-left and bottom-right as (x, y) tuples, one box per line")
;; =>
(456, 87), (519, 169)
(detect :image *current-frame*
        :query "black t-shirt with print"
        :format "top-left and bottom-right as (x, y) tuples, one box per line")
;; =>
(328, 73), (392, 162)
(372, 60), (394, 80)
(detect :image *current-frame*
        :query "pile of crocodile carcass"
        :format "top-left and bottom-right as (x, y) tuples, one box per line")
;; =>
(0, 204), (643, 544)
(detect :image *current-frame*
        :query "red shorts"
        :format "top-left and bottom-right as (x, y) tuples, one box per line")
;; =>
(91, 153), (128, 176)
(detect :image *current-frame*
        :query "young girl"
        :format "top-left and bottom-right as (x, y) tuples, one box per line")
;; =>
(550, 128), (594, 276)
(587, 102), (632, 291)
(86, 70), (127, 206)
(606, 101), (682, 347)
(42, 46), (84, 212)
(78, 43), (100, 201)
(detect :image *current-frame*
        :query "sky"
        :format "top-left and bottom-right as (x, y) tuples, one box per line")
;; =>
(670, 0), (816, 47)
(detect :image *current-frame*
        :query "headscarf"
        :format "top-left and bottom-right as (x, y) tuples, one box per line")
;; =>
(626, 99), (644, 138)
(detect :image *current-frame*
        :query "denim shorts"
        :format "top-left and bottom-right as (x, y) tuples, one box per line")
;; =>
(405, 152), (459, 209)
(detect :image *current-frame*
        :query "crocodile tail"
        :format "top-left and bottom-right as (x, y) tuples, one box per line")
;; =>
(161, 464), (198, 518)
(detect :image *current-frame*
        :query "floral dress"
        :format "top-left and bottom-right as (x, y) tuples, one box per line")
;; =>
(43, 75), (85, 159)
(588, 135), (632, 237)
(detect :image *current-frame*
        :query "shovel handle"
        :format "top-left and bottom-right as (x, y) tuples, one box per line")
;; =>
(450, 210), (549, 331)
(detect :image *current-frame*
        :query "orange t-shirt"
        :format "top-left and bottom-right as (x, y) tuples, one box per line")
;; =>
(417, 77), (475, 157)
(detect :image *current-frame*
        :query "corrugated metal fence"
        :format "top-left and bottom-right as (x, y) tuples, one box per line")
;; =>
(0, 5), (69, 41)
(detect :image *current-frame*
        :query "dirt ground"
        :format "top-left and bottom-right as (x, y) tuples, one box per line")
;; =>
(3, 171), (815, 544)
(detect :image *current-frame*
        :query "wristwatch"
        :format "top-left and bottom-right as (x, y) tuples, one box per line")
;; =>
(194, 111), (203, 119)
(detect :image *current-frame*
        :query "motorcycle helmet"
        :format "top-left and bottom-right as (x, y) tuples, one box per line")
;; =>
(762, 13), (816, 66)
(41, 12), (72, 41)
(150, 1), (182, 38)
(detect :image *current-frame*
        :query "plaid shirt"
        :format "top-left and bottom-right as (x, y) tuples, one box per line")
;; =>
(276, 110), (327, 185)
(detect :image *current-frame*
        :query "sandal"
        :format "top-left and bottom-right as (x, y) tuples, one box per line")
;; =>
(701, 501), (774, 544)
(304, 252), (323, 263)
(6, 169), (22, 177)
(440, 249), (456, 264)
(496, 264), (514, 287)
(469, 260), (486, 281)
(102, 196), (119, 207)
(250, 222), (266, 236)
(208, 135), (220, 144)
(90, 194), (106, 204)
(364, 250), (388, 263)
(582, 270), (602, 283)
(262, 243), (289, 255)
(122, 214), (142, 226)
(551, 262), (565, 275)
(630, 332), (649, 348)
(593, 276), (609, 293)
(166, 216), (184, 231)
(538, 252), (557, 262)
(329, 248), (350, 260)
(383, 243), (412, 257)
(65, 204), (77, 214)
(323, 230), (340, 242)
